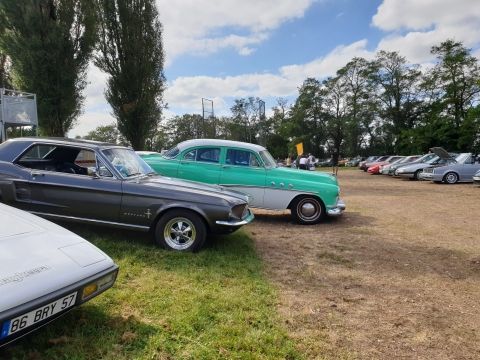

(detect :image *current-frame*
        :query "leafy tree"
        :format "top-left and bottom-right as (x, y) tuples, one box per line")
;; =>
(286, 78), (325, 155)
(372, 51), (422, 153)
(413, 40), (480, 152)
(322, 76), (348, 163)
(83, 123), (128, 145)
(0, 22), (11, 88)
(230, 97), (265, 143)
(0, 0), (96, 136)
(95, 0), (165, 150)
(163, 114), (204, 147)
(337, 57), (375, 156)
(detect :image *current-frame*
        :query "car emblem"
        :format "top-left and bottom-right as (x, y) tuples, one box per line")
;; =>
(145, 209), (152, 219)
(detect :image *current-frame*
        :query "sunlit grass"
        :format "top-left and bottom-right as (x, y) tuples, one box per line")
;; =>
(3, 226), (300, 360)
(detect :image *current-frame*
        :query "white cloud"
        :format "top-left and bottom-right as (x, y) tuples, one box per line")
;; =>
(373, 0), (480, 63)
(165, 40), (373, 113)
(70, 111), (115, 138)
(372, 0), (480, 31)
(156, 0), (315, 64)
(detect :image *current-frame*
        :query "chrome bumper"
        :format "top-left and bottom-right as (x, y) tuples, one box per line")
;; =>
(327, 199), (346, 217)
(216, 209), (255, 226)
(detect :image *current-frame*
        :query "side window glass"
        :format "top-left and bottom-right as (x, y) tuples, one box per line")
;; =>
(226, 149), (261, 167)
(183, 150), (196, 161)
(97, 157), (113, 177)
(196, 148), (220, 163)
(19, 145), (55, 160)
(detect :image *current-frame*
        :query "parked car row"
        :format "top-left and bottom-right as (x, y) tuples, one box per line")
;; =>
(0, 137), (347, 347)
(360, 148), (480, 184)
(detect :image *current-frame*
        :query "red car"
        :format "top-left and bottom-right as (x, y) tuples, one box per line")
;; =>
(367, 156), (403, 174)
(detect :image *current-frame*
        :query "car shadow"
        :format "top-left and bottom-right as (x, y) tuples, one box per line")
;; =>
(0, 306), (156, 359)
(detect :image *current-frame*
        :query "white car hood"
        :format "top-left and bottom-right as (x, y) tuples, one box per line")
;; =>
(0, 204), (115, 313)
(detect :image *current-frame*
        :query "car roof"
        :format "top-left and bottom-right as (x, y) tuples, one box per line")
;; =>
(2, 137), (126, 150)
(176, 139), (266, 152)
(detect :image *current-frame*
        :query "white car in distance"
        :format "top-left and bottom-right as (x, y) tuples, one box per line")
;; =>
(0, 203), (118, 347)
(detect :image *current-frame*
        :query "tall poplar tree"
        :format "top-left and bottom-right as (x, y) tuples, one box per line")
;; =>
(0, 0), (96, 136)
(95, 0), (165, 150)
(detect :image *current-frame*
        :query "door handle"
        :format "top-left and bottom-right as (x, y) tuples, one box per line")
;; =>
(222, 165), (231, 169)
(31, 171), (45, 177)
(270, 181), (275, 186)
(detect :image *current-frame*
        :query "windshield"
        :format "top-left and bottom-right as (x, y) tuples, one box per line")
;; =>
(259, 150), (277, 168)
(162, 146), (180, 159)
(425, 155), (440, 164)
(102, 148), (154, 178)
(455, 153), (471, 164)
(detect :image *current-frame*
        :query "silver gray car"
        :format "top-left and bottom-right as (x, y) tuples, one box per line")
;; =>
(473, 169), (480, 185)
(420, 148), (480, 184)
(390, 153), (436, 176)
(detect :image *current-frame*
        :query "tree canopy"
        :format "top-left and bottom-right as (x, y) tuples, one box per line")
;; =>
(0, 0), (96, 136)
(95, 0), (165, 150)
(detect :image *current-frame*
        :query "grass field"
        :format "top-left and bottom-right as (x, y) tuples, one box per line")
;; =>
(2, 228), (299, 360)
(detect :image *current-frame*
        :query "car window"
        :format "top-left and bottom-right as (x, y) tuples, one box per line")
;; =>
(97, 157), (113, 177)
(196, 148), (220, 163)
(162, 146), (180, 159)
(17, 144), (92, 176)
(226, 149), (260, 167)
(20, 144), (55, 160)
(183, 149), (196, 161)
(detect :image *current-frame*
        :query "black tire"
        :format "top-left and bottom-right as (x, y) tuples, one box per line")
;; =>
(443, 172), (459, 184)
(154, 209), (206, 251)
(413, 169), (422, 180)
(291, 196), (325, 225)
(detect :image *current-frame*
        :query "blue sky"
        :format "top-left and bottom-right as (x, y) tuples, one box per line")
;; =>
(72, 0), (480, 136)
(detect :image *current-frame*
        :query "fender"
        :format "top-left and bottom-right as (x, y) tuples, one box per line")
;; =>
(0, 180), (17, 203)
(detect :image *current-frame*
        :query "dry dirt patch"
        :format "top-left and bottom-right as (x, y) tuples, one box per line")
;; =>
(249, 170), (480, 359)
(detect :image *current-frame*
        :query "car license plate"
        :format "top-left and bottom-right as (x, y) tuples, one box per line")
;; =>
(1, 292), (77, 339)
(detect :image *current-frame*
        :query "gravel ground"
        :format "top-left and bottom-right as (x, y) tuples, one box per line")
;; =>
(249, 169), (480, 360)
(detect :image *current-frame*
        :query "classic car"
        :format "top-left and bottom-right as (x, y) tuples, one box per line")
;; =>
(419, 148), (480, 184)
(380, 155), (419, 175)
(367, 156), (404, 174)
(473, 169), (480, 185)
(0, 138), (253, 252)
(140, 139), (345, 225)
(390, 153), (437, 176)
(0, 202), (118, 347)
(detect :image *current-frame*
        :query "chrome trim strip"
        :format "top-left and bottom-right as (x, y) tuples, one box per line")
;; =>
(220, 184), (317, 195)
(29, 211), (150, 231)
(215, 210), (254, 226)
(327, 199), (345, 217)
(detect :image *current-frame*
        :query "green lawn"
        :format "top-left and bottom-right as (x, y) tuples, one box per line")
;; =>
(3, 226), (300, 360)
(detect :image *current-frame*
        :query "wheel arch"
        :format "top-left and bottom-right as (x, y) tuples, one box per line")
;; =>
(443, 171), (460, 183)
(150, 204), (211, 232)
(287, 193), (326, 210)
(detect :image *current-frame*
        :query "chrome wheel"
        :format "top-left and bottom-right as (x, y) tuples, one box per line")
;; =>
(444, 172), (458, 184)
(164, 217), (196, 250)
(294, 197), (323, 223)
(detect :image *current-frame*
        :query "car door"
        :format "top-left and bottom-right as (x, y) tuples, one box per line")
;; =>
(177, 147), (222, 184)
(18, 145), (122, 222)
(219, 148), (266, 208)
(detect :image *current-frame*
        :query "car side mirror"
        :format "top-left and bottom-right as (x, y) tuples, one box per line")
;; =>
(90, 168), (101, 179)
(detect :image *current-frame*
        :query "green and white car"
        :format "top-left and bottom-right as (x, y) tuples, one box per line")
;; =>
(140, 139), (345, 224)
